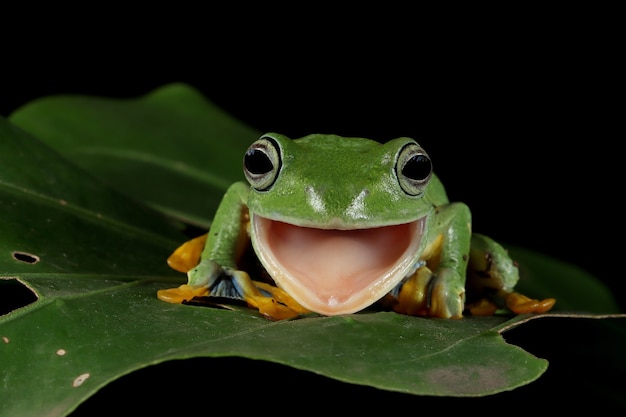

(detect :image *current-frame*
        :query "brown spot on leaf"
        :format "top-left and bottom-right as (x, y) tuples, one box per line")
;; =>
(424, 365), (508, 394)
(73, 373), (90, 387)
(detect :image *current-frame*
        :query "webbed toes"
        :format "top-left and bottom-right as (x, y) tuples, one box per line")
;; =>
(506, 292), (556, 314)
(158, 269), (309, 321)
(254, 282), (310, 315)
(250, 296), (306, 321)
(166, 234), (208, 273)
(241, 281), (309, 320)
(157, 284), (210, 304)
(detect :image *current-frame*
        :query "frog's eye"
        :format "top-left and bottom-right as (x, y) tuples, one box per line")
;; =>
(395, 142), (432, 196)
(243, 136), (282, 191)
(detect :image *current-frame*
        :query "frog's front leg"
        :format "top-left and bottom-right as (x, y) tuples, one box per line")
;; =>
(392, 202), (471, 319)
(157, 182), (309, 320)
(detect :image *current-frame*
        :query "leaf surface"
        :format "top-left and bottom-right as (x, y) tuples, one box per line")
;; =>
(9, 83), (260, 228)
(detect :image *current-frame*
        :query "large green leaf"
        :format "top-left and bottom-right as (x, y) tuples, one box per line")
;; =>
(2, 84), (625, 416)
(9, 82), (260, 228)
(0, 117), (185, 277)
(0, 279), (542, 416)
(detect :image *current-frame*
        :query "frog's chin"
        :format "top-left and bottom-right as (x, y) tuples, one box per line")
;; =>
(250, 215), (426, 316)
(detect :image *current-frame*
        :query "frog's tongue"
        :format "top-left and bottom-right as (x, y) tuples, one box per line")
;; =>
(251, 216), (425, 316)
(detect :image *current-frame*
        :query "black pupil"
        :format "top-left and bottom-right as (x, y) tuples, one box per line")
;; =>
(244, 148), (273, 174)
(402, 154), (431, 180)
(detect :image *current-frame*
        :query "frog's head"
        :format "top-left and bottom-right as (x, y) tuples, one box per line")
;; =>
(244, 133), (438, 316)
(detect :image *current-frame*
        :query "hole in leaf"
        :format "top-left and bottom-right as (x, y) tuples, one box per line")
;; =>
(12, 251), (40, 264)
(0, 279), (38, 315)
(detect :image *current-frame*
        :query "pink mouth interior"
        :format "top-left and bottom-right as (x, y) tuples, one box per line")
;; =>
(253, 217), (422, 313)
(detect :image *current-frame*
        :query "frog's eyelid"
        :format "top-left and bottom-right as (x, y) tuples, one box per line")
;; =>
(395, 142), (432, 196)
(243, 137), (282, 191)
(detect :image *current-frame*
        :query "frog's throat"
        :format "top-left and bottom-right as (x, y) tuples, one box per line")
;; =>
(250, 215), (426, 316)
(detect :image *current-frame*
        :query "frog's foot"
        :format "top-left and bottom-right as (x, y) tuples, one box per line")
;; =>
(157, 258), (230, 304)
(248, 282), (311, 321)
(207, 269), (308, 320)
(392, 266), (465, 319)
(158, 259), (308, 321)
(166, 233), (208, 273)
(254, 281), (311, 318)
(157, 284), (210, 304)
(505, 292), (556, 314)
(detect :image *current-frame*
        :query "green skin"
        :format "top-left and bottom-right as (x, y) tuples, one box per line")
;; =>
(183, 133), (519, 318)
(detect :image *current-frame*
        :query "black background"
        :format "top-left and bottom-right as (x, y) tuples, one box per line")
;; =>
(1, 11), (623, 413)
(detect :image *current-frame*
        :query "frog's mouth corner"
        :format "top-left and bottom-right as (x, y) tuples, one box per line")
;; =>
(251, 216), (426, 316)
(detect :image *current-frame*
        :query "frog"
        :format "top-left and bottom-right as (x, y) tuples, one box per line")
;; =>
(157, 133), (555, 320)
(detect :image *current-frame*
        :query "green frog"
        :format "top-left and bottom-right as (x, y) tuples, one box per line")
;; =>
(158, 133), (554, 320)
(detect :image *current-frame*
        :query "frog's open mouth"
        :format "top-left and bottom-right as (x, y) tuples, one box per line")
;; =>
(251, 216), (426, 315)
